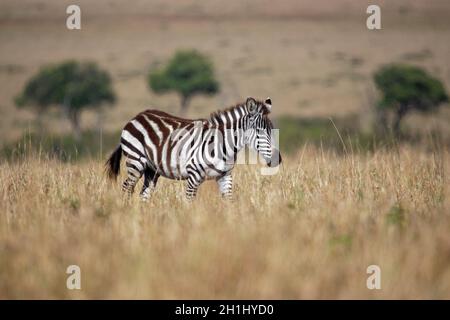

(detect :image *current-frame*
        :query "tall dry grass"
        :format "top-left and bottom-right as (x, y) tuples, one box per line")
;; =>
(0, 145), (449, 299)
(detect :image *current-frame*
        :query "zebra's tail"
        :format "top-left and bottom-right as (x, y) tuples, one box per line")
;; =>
(105, 145), (122, 181)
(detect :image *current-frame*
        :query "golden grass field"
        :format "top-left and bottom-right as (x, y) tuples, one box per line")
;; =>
(1, 1), (450, 300)
(0, 145), (449, 299)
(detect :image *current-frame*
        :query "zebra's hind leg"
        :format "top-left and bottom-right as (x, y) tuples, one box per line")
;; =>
(140, 167), (160, 202)
(122, 160), (144, 197)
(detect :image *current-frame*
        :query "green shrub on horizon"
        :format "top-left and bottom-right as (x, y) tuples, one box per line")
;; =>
(374, 64), (448, 135)
(15, 61), (116, 140)
(148, 50), (219, 115)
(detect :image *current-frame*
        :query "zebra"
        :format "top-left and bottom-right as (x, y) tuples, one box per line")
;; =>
(105, 97), (282, 200)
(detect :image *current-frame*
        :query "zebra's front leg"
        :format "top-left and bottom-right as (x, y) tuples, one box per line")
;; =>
(216, 173), (233, 200)
(185, 172), (205, 201)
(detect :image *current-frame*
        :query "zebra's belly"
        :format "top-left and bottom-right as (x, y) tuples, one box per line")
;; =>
(154, 158), (233, 180)
(204, 160), (234, 178)
(150, 155), (191, 180)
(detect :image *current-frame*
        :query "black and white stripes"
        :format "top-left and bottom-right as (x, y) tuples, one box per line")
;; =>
(106, 97), (282, 200)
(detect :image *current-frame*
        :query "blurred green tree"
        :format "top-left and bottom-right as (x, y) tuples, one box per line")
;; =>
(148, 50), (219, 115)
(15, 61), (116, 140)
(374, 64), (448, 136)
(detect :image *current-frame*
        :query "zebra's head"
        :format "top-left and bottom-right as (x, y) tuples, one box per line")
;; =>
(245, 97), (282, 167)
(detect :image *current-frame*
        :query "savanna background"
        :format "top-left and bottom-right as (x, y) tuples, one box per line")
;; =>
(0, 0), (449, 299)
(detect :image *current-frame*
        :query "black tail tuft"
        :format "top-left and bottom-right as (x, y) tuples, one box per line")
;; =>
(105, 145), (122, 181)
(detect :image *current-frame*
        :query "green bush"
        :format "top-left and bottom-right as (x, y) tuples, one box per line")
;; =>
(15, 61), (116, 139)
(148, 50), (219, 115)
(374, 64), (448, 135)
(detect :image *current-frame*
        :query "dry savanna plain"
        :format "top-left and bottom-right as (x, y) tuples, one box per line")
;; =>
(1, 146), (449, 299)
(1, 0), (450, 299)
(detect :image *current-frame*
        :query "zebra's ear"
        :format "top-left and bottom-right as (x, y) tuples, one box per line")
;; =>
(246, 97), (257, 114)
(265, 97), (272, 112)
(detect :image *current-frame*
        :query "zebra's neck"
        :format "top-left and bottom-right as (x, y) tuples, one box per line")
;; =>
(207, 104), (251, 162)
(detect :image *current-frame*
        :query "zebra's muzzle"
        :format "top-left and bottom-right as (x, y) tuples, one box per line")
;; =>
(267, 149), (282, 167)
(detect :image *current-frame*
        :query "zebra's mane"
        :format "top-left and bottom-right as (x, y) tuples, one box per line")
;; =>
(209, 103), (244, 124)
(209, 99), (270, 125)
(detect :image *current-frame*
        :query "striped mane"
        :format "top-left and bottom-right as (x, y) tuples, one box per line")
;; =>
(209, 100), (273, 129)
(209, 103), (245, 124)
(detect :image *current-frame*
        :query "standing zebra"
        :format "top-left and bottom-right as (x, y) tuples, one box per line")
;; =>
(106, 97), (282, 200)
